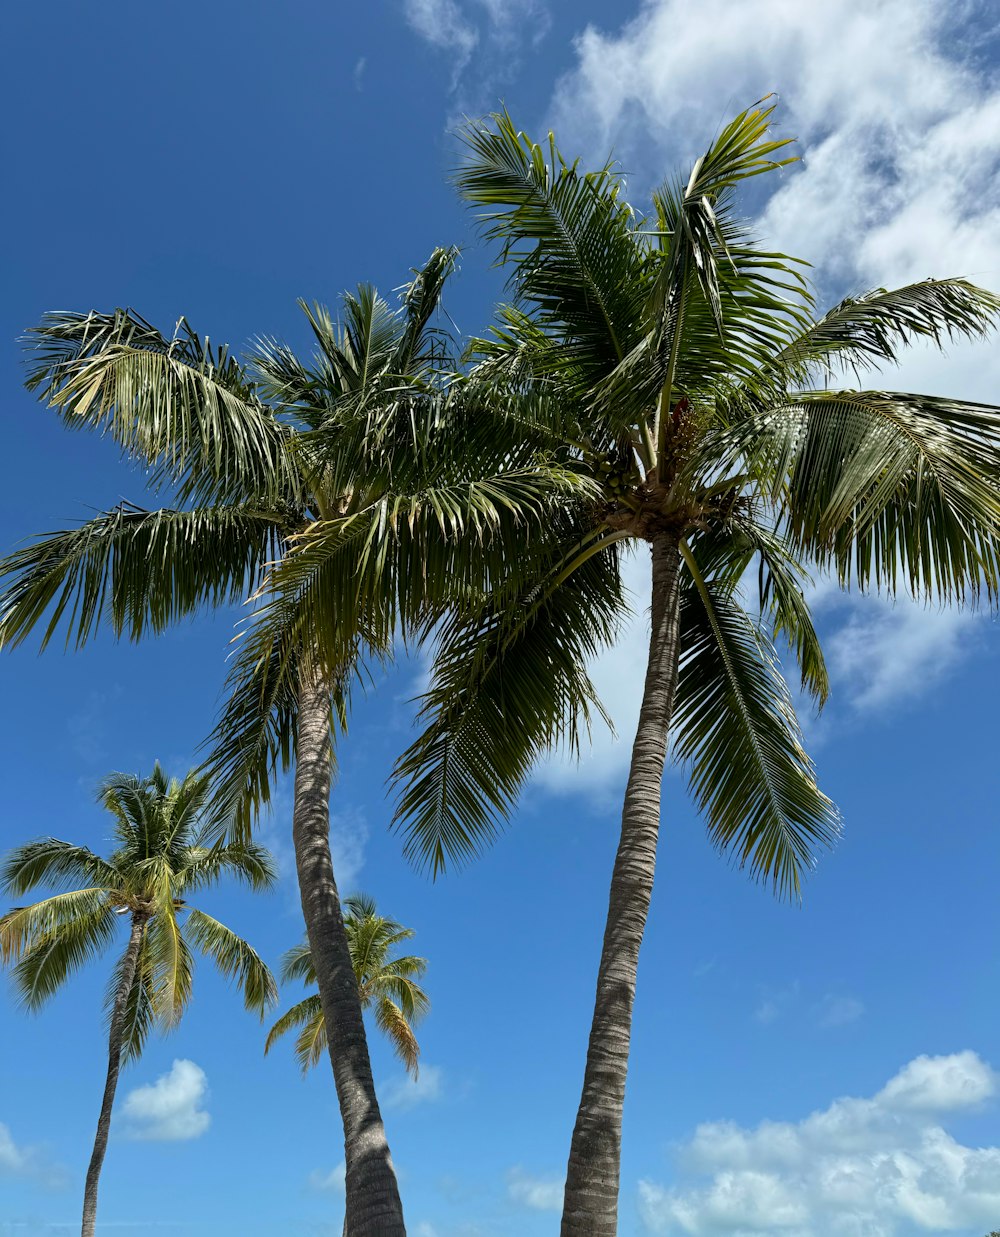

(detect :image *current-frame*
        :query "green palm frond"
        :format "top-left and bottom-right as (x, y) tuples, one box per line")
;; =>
(1, 841), (117, 896)
(24, 310), (299, 505)
(673, 547), (840, 899)
(268, 897), (428, 1075)
(184, 908), (277, 1017)
(740, 391), (1000, 600)
(1, 891), (118, 1009)
(456, 109), (646, 381)
(0, 504), (286, 651)
(179, 841), (277, 893)
(278, 939), (316, 986)
(393, 530), (625, 875)
(145, 904), (193, 1027)
(770, 279), (1000, 382)
(264, 993), (328, 1072)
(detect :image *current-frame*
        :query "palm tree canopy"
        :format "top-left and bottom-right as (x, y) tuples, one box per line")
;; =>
(388, 102), (1000, 894)
(265, 894), (429, 1075)
(0, 765), (278, 1062)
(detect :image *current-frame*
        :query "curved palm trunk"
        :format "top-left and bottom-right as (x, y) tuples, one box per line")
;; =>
(293, 666), (406, 1237)
(561, 532), (682, 1237)
(81, 912), (147, 1237)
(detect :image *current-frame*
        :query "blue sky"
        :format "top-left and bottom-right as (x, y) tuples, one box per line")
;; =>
(2, 2), (1000, 1234)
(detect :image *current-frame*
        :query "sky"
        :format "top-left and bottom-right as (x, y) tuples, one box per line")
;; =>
(1, 1), (1000, 1235)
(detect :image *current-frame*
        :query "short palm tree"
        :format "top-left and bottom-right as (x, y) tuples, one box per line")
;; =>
(266, 894), (428, 1077)
(1, 251), (580, 1235)
(383, 105), (1000, 1234)
(0, 764), (276, 1237)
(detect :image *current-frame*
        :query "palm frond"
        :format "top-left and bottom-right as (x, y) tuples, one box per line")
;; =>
(145, 904), (193, 1027)
(392, 530), (625, 875)
(1, 891), (118, 1009)
(0, 504), (286, 651)
(673, 549), (840, 899)
(184, 908), (277, 1016)
(770, 279), (1000, 383)
(456, 109), (647, 383)
(264, 993), (326, 1072)
(373, 996), (421, 1077)
(741, 391), (1000, 600)
(24, 309), (299, 505)
(1, 840), (117, 895)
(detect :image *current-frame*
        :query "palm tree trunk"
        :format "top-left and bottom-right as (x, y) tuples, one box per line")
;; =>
(81, 912), (147, 1237)
(293, 664), (406, 1237)
(561, 531), (682, 1237)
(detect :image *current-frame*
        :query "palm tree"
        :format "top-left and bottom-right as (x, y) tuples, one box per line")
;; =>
(383, 105), (1000, 1234)
(266, 894), (428, 1077)
(0, 251), (580, 1234)
(0, 764), (275, 1237)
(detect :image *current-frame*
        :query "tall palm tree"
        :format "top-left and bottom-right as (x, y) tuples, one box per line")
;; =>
(382, 105), (1000, 1234)
(0, 765), (275, 1237)
(266, 894), (429, 1077)
(0, 251), (581, 1234)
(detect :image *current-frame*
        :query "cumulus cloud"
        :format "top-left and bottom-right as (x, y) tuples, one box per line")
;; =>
(383, 1063), (445, 1111)
(638, 1050), (1000, 1234)
(507, 1166), (564, 1211)
(121, 1060), (210, 1141)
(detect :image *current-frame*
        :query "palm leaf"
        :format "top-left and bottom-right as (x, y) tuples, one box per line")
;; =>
(184, 908), (277, 1016)
(673, 548), (840, 899)
(0, 504), (287, 651)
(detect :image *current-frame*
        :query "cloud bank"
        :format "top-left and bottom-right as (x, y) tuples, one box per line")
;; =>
(639, 1050), (1000, 1234)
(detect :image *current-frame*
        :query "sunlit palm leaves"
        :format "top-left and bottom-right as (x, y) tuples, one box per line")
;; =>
(266, 894), (428, 1076)
(0, 765), (277, 1061)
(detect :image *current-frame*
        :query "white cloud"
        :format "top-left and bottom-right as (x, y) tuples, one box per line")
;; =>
(401, 0), (551, 98)
(402, 0), (479, 72)
(309, 1160), (346, 1194)
(121, 1059), (210, 1142)
(639, 1051), (1000, 1234)
(507, 1166), (564, 1211)
(383, 1063), (445, 1111)
(0, 1121), (66, 1189)
(807, 573), (987, 713)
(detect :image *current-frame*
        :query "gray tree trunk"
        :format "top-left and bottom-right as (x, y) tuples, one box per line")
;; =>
(81, 912), (147, 1237)
(561, 532), (683, 1236)
(293, 664), (406, 1236)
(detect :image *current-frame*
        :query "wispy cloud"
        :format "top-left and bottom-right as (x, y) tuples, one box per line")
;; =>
(120, 1059), (210, 1142)
(383, 1063), (445, 1111)
(639, 1050), (1000, 1234)
(507, 1165), (564, 1211)
(0, 1120), (68, 1189)
(309, 1160), (346, 1194)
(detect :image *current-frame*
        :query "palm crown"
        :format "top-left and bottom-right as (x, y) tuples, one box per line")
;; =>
(266, 894), (429, 1076)
(0, 764), (276, 1055)
(386, 103), (1000, 893)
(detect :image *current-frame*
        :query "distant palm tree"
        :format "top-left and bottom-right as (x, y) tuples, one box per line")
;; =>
(0, 765), (276, 1237)
(267, 894), (428, 1077)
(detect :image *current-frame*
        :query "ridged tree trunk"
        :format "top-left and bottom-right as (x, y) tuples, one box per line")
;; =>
(561, 532), (682, 1236)
(293, 664), (406, 1237)
(81, 912), (147, 1237)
